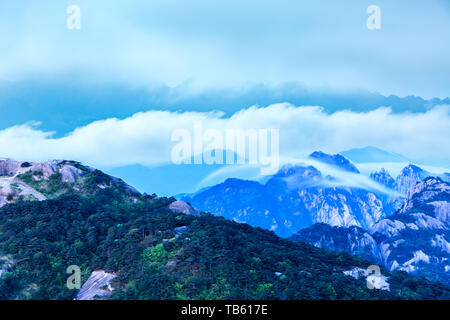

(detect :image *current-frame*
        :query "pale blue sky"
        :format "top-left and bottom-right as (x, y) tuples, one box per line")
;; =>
(0, 0), (449, 190)
(1, 0), (449, 98)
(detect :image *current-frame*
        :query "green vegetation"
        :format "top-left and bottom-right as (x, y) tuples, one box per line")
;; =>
(0, 187), (448, 300)
(16, 169), (127, 199)
(60, 160), (90, 172)
(17, 171), (72, 198)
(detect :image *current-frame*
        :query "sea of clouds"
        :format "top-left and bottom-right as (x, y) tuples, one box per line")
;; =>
(0, 104), (449, 172)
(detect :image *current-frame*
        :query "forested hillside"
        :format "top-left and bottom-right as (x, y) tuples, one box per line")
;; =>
(0, 185), (449, 300)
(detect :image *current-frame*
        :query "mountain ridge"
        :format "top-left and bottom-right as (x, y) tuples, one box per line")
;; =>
(292, 177), (450, 285)
(0, 156), (449, 299)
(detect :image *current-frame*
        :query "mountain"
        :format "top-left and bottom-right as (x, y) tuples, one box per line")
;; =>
(341, 146), (409, 164)
(395, 165), (431, 195)
(370, 168), (396, 189)
(292, 177), (450, 285)
(2, 80), (449, 136)
(441, 173), (450, 183)
(0, 158), (448, 300)
(290, 224), (378, 262)
(0, 158), (139, 207)
(368, 164), (436, 199)
(309, 151), (360, 173)
(183, 153), (396, 237)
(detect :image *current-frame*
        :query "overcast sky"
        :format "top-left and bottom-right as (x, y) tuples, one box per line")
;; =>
(1, 0), (449, 98)
(0, 1), (449, 176)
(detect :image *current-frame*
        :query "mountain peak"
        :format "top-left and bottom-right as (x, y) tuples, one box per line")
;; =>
(400, 164), (427, 175)
(274, 163), (322, 179)
(0, 158), (139, 207)
(340, 146), (409, 163)
(370, 168), (396, 189)
(395, 164), (431, 195)
(309, 151), (360, 173)
(401, 176), (450, 210)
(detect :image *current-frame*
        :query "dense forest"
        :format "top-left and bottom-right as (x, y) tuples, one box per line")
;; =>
(0, 182), (449, 300)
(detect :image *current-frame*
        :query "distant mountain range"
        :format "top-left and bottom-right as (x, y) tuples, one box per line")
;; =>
(177, 150), (450, 285)
(292, 177), (450, 285)
(0, 158), (139, 207)
(2, 80), (448, 136)
(181, 152), (432, 237)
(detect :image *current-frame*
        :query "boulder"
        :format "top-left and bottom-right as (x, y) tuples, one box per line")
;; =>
(75, 270), (117, 300)
(169, 201), (200, 217)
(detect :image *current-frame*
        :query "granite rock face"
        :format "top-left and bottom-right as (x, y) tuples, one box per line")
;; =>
(75, 270), (117, 300)
(0, 256), (14, 279)
(370, 168), (396, 189)
(294, 178), (450, 285)
(309, 151), (360, 173)
(0, 158), (139, 208)
(169, 201), (200, 217)
(185, 160), (391, 237)
(395, 165), (430, 196)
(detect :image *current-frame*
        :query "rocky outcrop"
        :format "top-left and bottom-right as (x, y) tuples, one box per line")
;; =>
(309, 151), (360, 173)
(0, 256), (14, 279)
(395, 165), (430, 195)
(294, 178), (450, 285)
(75, 270), (116, 300)
(343, 267), (390, 291)
(370, 168), (396, 189)
(0, 159), (21, 176)
(186, 157), (390, 237)
(169, 201), (200, 217)
(290, 224), (377, 262)
(0, 159), (139, 208)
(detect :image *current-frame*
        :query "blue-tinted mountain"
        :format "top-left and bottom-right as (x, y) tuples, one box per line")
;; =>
(341, 146), (409, 164)
(292, 177), (450, 285)
(395, 164), (431, 195)
(184, 154), (395, 237)
(3, 159), (449, 299)
(1, 79), (448, 136)
(291, 224), (377, 262)
(370, 168), (396, 189)
(309, 151), (360, 173)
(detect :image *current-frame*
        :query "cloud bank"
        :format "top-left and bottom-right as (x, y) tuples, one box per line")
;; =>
(0, 104), (449, 170)
(1, 0), (450, 98)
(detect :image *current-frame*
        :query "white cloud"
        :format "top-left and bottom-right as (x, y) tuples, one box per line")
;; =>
(0, 104), (449, 172)
(1, 0), (449, 97)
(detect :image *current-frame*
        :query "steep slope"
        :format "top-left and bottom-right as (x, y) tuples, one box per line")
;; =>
(370, 168), (396, 190)
(441, 173), (450, 183)
(371, 177), (450, 283)
(184, 153), (393, 237)
(341, 146), (409, 164)
(291, 224), (378, 262)
(309, 151), (360, 173)
(0, 183), (449, 300)
(0, 158), (139, 207)
(395, 164), (431, 195)
(292, 177), (450, 285)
